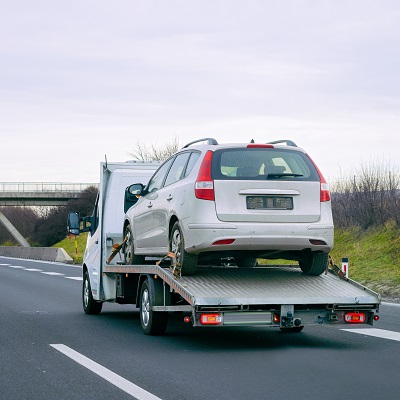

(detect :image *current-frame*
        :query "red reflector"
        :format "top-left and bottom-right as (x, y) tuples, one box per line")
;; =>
(345, 312), (366, 323)
(247, 144), (274, 148)
(373, 315), (380, 321)
(212, 239), (235, 246)
(184, 316), (191, 323)
(309, 239), (327, 245)
(200, 313), (222, 325)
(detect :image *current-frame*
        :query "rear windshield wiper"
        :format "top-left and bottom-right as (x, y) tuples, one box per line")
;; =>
(266, 173), (304, 179)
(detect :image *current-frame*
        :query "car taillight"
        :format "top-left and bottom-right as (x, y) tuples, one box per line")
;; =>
(307, 155), (331, 202)
(195, 150), (214, 200)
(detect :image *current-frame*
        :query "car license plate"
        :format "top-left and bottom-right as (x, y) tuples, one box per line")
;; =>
(246, 196), (293, 210)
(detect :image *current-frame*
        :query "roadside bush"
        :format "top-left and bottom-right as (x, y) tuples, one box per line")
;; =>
(331, 160), (400, 230)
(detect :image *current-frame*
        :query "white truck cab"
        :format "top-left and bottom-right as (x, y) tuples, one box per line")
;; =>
(68, 161), (160, 305)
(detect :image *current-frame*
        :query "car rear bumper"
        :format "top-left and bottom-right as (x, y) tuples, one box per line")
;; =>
(185, 222), (334, 254)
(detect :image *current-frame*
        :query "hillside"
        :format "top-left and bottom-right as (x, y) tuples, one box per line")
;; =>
(57, 223), (400, 301)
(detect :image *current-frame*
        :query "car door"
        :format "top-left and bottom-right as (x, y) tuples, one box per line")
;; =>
(150, 152), (192, 250)
(133, 158), (174, 251)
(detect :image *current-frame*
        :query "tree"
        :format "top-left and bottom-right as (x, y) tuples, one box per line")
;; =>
(331, 160), (400, 229)
(128, 137), (180, 161)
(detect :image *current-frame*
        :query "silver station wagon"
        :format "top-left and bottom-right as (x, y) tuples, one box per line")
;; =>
(123, 138), (334, 276)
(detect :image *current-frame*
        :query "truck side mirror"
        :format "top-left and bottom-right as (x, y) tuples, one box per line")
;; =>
(124, 183), (144, 213)
(67, 211), (81, 235)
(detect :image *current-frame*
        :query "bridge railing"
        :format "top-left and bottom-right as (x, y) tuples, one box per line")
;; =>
(0, 182), (99, 192)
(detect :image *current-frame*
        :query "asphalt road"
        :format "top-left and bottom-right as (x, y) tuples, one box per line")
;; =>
(1, 256), (399, 400)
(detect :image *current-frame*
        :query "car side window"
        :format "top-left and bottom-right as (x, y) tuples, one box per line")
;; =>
(183, 151), (200, 178)
(164, 152), (192, 187)
(146, 158), (174, 193)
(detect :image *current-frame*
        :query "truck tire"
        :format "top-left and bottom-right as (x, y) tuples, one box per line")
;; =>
(235, 257), (258, 268)
(299, 253), (329, 276)
(170, 221), (197, 276)
(139, 279), (168, 335)
(83, 271), (103, 315)
(123, 224), (145, 265)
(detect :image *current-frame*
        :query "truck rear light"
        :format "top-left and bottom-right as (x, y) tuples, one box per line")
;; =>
(373, 315), (380, 321)
(345, 312), (366, 323)
(195, 150), (214, 201)
(273, 313), (280, 323)
(200, 313), (222, 325)
(212, 239), (235, 246)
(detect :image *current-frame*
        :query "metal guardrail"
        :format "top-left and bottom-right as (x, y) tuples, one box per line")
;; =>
(0, 182), (99, 192)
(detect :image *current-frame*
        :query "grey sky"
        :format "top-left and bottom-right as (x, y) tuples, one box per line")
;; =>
(1, 0), (399, 183)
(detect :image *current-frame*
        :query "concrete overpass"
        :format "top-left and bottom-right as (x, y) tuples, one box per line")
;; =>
(0, 182), (98, 246)
(0, 182), (98, 206)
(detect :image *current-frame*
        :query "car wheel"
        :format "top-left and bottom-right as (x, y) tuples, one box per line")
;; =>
(235, 257), (258, 268)
(139, 279), (168, 335)
(82, 271), (103, 315)
(299, 253), (329, 276)
(170, 221), (197, 276)
(123, 224), (145, 265)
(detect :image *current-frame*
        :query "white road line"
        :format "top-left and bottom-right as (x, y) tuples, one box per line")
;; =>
(7, 265), (25, 269)
(342, 328), (400, 342)
(0, 263), (11, 266)
(41, 272), (65, 276)
(50, 344), (162, 400)
(64, 277), (82, 281)
(25, 268), (43, 272)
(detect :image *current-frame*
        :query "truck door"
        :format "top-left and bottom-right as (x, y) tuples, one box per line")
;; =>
(84, 197), (101, 299)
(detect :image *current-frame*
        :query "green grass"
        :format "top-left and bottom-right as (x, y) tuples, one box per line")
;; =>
(331, 221), (400, 298)
(53, 233), (88, 264)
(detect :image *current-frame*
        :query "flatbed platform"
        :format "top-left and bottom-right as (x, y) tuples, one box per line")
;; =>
(104, 264), (380, 308)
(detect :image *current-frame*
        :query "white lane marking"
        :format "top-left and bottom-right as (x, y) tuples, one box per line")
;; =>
(0, 263), (11, 266)
(65, 277), (82, 281)
(41, 272), (65, 276)
(7, 265), (25, 269)
(51, 344), (162, 400)
(25, 268), (43, 272)
(342, 328), (400, 342)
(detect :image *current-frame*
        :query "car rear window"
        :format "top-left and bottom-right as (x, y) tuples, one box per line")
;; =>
(211, 148), (319, 181)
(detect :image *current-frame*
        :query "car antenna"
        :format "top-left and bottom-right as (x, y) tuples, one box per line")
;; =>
(104, 154), (108, 170)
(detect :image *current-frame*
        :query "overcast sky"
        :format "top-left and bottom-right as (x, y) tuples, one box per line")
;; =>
(1, 0), (399, 184)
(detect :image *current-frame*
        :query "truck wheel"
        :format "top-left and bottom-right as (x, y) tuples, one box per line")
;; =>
(235, 257), (258, 268)
(83, 271), (103, 315)
(170, 221), (197, 276)
(123, 224), (145, 265)
(139, 279), (168, 335)
(299, 253), (329, 276)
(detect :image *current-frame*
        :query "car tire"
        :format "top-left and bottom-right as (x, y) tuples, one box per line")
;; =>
(170, 221), (197, 276)
(299, 253), (329, 276)
(235, 257), (258, 268)
(82, 271), (103, 315)
(139, 279), (168, 335)
(123, 224), (145, 265)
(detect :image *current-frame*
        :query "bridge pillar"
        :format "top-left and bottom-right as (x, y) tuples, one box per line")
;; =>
(0, 211), (31, 247)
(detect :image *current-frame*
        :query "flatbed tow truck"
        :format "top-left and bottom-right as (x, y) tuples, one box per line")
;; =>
(68, 161), (380, 335)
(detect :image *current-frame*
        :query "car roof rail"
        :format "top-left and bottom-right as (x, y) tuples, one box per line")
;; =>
(267, 139), (297, 147)
(182, 138), (219, 148)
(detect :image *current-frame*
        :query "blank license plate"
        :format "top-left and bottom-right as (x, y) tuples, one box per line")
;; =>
(246, 196), (293, 210)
